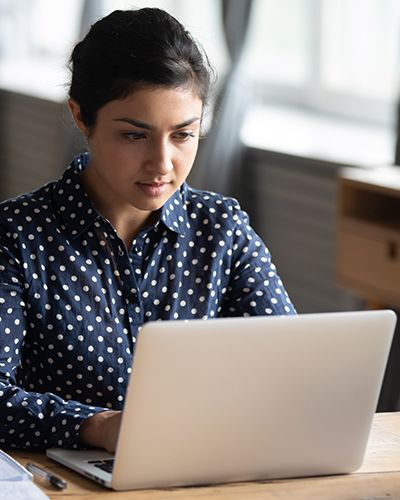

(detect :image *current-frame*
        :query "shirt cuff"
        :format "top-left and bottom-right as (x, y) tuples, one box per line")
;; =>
(49, 400), (108, 449)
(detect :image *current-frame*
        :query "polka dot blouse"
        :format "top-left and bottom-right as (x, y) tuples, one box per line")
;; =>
(0, 153), (296, 450)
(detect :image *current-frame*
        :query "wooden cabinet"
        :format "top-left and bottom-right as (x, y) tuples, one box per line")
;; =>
(338, 166), (400, 307)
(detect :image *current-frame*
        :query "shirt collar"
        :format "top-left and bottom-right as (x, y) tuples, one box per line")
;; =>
(53, 154), (189, 238)
(159, 183), (189, 236)
(52, 153), (99, 239)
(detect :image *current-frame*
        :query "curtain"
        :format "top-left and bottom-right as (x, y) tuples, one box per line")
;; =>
(79, 0), (103, 37)
(395, 101), (400, 164)
(190, 0), (254, 198)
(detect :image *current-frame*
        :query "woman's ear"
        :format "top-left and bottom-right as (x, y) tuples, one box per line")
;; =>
(68, 99), (90, 137)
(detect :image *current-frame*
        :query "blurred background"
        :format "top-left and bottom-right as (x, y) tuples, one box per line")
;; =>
(0, 0), (400, 407)
(0, 0), (399, 307)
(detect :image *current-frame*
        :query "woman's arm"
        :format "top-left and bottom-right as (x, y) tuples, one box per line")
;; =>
(0, 240), (106, 450)
(220, 205), (296, 317)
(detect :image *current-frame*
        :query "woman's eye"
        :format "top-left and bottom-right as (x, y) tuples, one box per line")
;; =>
(122, 132), (146, 141)
(174, 131), (195, 141)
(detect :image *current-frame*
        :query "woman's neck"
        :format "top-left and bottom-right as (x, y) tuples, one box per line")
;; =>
(80, 169), (154, 248)
(112, 211), (158, 248)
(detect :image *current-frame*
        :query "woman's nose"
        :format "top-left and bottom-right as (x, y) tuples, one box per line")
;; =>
(146, 141), (174, 174)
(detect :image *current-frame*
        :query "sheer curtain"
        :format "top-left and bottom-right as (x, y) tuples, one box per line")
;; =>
(79, 0), (104, 37)
(190, 0), (254, 198)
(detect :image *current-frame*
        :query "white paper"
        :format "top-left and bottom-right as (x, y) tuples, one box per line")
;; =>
(0, 449), (49, 499)
(0, 449), (31, 481)
(0, 480), (49, 500)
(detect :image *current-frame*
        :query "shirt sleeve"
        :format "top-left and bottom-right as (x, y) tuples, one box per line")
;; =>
(221, 203), (296, 317)
(0, 235), (105, 450)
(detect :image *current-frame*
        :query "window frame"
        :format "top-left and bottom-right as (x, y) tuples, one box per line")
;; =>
(249, 0), (398, 127)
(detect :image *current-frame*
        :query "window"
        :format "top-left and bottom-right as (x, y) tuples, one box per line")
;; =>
(243, 0), (400, 125)
(0, 0), (227, 101)
(0, 0), (399, 128)
(243, 0), (311, 87)
(0, 0), (84, 100)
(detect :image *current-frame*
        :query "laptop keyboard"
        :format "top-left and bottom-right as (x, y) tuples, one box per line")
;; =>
(88, 459), (115, 474)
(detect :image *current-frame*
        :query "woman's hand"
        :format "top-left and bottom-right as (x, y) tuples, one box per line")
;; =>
(79, 410), (122, 452)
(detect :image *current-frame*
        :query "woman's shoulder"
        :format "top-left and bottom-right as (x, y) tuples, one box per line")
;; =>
(0, 181), (56, 226)
(183, 183), (249, 227)
(184, 183), (242, 212)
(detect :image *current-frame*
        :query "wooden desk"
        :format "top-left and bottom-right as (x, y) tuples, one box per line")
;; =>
(8, 412), (400, 499)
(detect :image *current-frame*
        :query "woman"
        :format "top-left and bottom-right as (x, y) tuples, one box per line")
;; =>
(0, 8), (295, 452)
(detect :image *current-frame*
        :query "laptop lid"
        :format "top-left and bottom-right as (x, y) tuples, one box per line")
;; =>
(109, 309), (395, 490)
(47, 310), (396, 489)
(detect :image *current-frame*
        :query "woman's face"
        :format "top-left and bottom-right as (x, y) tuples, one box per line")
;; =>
(70, 85), (203, 217)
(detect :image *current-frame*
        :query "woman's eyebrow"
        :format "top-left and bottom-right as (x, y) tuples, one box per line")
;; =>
(113, 117), (201, 130)
(172, 117), (201, 130)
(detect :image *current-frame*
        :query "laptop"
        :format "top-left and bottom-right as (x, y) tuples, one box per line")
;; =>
(47, 310), (396, 490)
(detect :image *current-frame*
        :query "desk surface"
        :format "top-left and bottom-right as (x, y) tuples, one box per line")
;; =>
(9, 412), (400, 499)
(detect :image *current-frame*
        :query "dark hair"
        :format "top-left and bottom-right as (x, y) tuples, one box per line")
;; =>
(69, 8), (214, 127)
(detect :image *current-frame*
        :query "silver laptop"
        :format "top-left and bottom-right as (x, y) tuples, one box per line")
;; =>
(47, 310), (396, 490)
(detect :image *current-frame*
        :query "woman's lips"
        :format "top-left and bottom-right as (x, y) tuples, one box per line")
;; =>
(136, 182), (169, 197)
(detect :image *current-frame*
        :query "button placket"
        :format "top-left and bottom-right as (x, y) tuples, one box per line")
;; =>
(102, 225), (144, 343)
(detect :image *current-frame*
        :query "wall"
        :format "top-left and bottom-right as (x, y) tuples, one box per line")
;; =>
(0, 89), (82, 201)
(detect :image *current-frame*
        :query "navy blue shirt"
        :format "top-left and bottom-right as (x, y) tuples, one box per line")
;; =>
(0, 154), (295, 450)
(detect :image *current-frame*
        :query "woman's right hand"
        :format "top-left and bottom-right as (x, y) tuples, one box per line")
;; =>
(79, 410), (122, 452)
